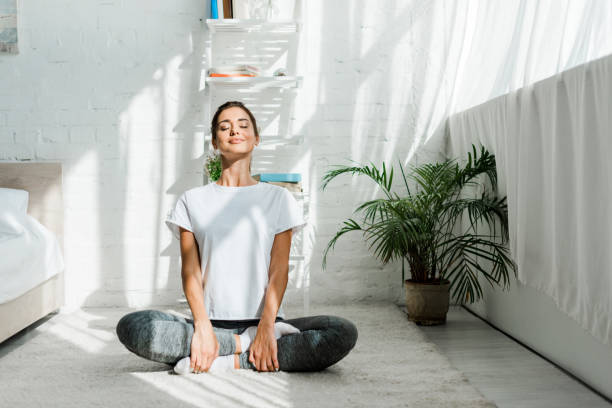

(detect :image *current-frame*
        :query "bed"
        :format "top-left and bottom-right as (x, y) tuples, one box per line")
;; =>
(0, 162), (65, 344)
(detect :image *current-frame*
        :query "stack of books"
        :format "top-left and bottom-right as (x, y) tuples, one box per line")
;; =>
(211, 0), (233, 19)
(253, 173), (302, 192)
(208, 64), (260, 77)
(210, 0), (296, 20)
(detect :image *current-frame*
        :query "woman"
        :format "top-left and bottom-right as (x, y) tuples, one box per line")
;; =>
(116, 101), (358, 373)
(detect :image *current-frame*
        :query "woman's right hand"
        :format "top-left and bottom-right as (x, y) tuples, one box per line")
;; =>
(190, 322), (219, 373)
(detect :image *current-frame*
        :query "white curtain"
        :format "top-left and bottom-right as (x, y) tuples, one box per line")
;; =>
(445, 53), (612, 346)
(414, 0), (612, 155)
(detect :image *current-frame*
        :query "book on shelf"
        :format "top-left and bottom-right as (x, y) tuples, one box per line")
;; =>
(210, 0), (234, 19)
(254, 178), (303, 193)
(211, 0), (218, 19)
(223, 0), (232, 18)
(208, 64), (260, 77)
(211, 0), (232, 19)
(231, 0), (249, 19)
(253, 173), (302, 183)
(209, 64), (260, 72)
(209, 73), (256, 77)
(211, 0), (297, 20)
(230, 0), (297, 20)
(253, 173), (303, 192)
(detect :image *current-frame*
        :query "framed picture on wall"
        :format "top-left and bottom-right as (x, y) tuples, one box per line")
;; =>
(0, 0), (18, 54)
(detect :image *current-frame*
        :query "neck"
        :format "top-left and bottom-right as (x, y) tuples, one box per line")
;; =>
(215, 174), (258, 187)
(215, 153), (255, 187)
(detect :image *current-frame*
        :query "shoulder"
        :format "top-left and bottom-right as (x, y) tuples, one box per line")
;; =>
(184, 184), (212, 196)
(260, 182), (284, 193)
(260, 183), (292, 199)
(177, 185), (211, 204)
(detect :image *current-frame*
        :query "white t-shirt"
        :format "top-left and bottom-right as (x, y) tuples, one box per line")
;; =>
(165, 181), (306, 320)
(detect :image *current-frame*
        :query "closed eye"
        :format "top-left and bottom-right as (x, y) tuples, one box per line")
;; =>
(220, 125), (249, 131)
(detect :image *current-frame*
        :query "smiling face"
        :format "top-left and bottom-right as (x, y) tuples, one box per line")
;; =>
(213, 106), (259, 157)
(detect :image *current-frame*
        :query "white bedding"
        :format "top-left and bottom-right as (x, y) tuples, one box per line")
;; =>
(0, 214), (65, 304)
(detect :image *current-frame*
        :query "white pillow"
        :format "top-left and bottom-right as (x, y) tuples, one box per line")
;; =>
(0, 188), (29, 214)
(0, 188), (29, 239)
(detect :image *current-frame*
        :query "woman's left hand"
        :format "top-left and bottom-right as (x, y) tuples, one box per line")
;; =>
(249, 323), (279, 372)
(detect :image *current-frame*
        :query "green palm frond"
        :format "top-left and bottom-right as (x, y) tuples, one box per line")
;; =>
(364, 213), (427, 265)
(410, 160), (458, 201)
(436, 233), (517, 302)
(321, 218), (363, 271)
(440, 193), (509, 241)
(321, 160), (394, 197)
(451, 257), (483, 304)
(354, 198), (393, 224)
(456, 144), (498, 191)
(397, 156), (412, 196)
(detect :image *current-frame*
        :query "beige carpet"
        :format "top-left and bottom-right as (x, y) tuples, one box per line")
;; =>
(0, 301), (496, 407)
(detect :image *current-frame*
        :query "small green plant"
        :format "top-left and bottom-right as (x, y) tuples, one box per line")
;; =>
(205, 151), (222, 181)
(320, 144), (517, 304)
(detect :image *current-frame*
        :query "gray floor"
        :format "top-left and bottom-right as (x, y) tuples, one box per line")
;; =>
(412, 305), (612, 408)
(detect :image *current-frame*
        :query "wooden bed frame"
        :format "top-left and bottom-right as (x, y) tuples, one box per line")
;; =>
(0, 162), (64, 344)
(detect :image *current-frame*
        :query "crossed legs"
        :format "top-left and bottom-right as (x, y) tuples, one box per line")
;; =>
(116, 310), (358, 372)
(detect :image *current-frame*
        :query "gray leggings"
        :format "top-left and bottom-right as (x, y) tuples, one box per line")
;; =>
(116, 310), (358, 372)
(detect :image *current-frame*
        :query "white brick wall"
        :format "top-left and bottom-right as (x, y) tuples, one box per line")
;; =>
(0, 0), (453, 310)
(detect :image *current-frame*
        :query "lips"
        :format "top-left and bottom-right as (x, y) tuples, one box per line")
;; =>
(230, 139), (244, 144)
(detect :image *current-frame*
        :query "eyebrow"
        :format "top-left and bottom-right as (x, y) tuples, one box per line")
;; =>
(218, 118), (249, 124)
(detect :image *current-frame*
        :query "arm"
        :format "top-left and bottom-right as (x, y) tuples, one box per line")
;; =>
(179, 226), (219, 372)
(261, 228), (292, 327)
(249, 228), (292, 372)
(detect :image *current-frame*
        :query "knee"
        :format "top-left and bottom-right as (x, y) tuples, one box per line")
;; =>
(116, 312), (138, 348)
(328, 316), (358, 356)
(116, 310), (154, 350)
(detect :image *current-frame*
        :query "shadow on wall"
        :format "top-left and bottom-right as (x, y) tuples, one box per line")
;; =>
(80, 4), (209, 308)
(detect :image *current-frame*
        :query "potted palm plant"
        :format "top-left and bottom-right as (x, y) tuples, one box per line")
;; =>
(321, 144), (517, 325)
